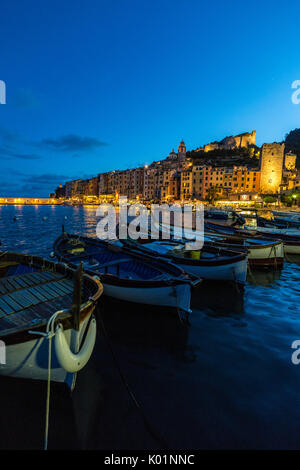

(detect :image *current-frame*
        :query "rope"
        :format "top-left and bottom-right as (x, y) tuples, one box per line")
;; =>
(267, 244), (278, 270)
(232, 266), (241, 293)
(96, 305), (170, 450)
(173, 285), (184, 325)
(28, 309), (66, 450)
(247, 262), (256, 284)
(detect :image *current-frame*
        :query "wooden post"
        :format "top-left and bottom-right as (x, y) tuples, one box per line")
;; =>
(72, 262), (83, 331)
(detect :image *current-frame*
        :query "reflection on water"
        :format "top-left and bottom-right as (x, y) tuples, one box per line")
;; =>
(0, 205), (300, 449)
(191, 281), (245, 317)
(0, 205), (99, 256)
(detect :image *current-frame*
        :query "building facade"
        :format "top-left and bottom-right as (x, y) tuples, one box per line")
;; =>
(260, 143), (285, 194)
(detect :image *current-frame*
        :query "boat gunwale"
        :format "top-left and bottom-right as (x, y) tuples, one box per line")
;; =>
(122, 239), (248, 267)
(53, 234), (192, 287)
(0, 251), (103, 342)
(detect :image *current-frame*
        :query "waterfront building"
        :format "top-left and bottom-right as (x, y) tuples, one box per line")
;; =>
(54, 183), (66, 199)
(85, 176), (99, 196)
(52, 135), (298, 205)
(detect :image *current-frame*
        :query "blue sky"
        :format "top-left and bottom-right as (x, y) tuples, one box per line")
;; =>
(0, 0), (300, 196)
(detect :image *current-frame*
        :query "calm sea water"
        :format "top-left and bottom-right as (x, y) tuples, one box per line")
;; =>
(0, 204), (300, 450)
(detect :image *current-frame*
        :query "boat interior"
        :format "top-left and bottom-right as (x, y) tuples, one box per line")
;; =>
(0, 258), (94, 337)
(132, 239), (241, 260)
(58, 238), (172, 281)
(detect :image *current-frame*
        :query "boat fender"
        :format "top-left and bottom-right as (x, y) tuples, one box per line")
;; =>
(54, 317), (97, 373)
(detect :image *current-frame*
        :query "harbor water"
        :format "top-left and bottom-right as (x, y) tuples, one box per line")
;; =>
(0, 204), (300, 450)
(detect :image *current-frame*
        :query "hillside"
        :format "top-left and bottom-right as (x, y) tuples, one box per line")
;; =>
(186, 146), (261, 168)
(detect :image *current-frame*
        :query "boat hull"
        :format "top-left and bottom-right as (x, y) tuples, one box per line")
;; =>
(205, 234), (284, 268)
(244, 242), (284, 267)
(0, 313), (93, 390)
(101, 281), (191, 312)
(175, 257), (248, 284)
(244, 226), (300, 255)
(53, 233), (192, 313)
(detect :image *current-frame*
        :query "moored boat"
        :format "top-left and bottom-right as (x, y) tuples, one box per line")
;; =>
(53, 232), (193, 315)
(204, 233), (284, 268)
(243, 226), (300, 255)
(204, 209), (245, 227)
(203, 221), (300, 256)
(122, 236), (248, 285)
(155, 220), (283, 269)
(0, 252), (103, 390)
(257, 215), (300, 230)
(272, 210), (300, 221)
(204, 223), (284, 268)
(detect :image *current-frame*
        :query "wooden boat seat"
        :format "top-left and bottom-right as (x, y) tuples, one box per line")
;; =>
(0, 276), (74, 319)
(0, 271), (65, 296)
(0, 293), (74, 338)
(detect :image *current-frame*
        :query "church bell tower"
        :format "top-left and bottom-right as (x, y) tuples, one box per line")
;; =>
(178, 140), (186, 159)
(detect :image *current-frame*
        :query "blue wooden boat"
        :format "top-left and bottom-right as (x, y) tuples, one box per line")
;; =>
(53, 232), (193, 315)
(257, 215), (300, 230)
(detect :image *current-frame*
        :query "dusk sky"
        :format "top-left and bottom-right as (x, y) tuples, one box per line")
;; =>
(0, 0), (300, 196)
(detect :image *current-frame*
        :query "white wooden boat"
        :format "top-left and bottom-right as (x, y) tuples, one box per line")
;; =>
(123, 237), (248, 285)
(204, 231), (284, 268)
(0, 252), (103, 390)
(202, 221), (300, 257)
(244, 226), (300, 255)
(54, 233), (193, 315)
(157, 220), (283, 269)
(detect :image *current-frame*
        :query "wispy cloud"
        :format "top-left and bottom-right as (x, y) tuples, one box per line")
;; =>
(40, 134), (108, 153)
(0, 126), (23, 144)
(22, 173), (76, 185)
(21, 172), (95, 185)
(0, 146), (42, 160)
(0, 127), (108, 163)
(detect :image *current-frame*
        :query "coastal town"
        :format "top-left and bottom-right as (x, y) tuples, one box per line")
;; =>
(0, 131), (299, 208)
(47, 130), (299, 207)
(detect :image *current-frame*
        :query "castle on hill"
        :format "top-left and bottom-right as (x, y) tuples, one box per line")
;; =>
(197, 130), (257, 152)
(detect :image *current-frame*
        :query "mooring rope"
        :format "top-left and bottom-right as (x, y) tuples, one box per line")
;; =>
(28, 310), (65, 450)
(96, 305), (170, 450)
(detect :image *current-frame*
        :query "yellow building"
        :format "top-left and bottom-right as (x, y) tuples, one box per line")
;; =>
(260, 143), (285, 194)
